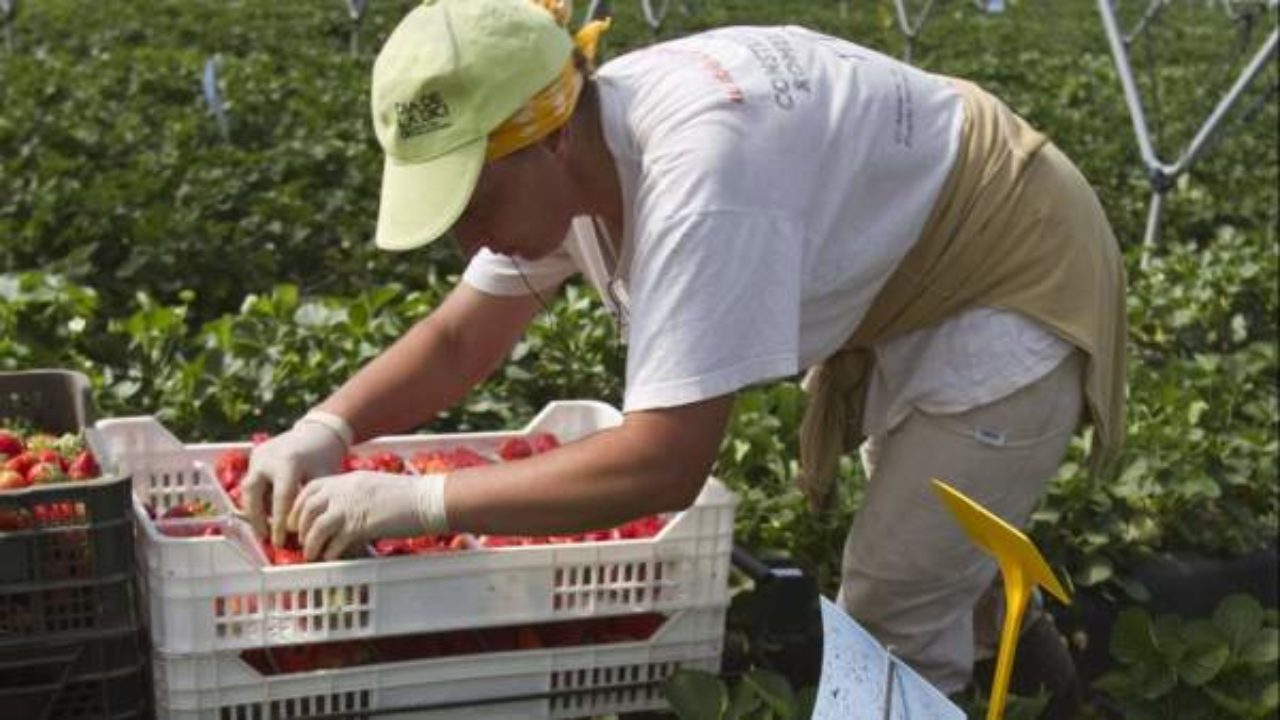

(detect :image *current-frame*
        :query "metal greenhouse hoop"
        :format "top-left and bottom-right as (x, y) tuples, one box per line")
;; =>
(1098, 0), (1278, 267)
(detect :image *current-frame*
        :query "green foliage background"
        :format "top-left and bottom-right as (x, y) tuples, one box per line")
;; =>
(1, 1), (1277, 705)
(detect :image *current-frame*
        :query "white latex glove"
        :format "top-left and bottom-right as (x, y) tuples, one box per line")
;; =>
(241, 413), (349, 546)
(288, 471), (448, 561)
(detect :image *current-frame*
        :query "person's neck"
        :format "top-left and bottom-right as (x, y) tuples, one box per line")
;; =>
(567, 95), (624, 240)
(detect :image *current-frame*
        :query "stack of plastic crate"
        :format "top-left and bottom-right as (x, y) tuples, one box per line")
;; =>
(95, 400), (737, 719)
(0, 370), (148, 720)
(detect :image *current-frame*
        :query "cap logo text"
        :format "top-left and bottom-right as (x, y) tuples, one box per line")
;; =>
(396, 90), (451, 139)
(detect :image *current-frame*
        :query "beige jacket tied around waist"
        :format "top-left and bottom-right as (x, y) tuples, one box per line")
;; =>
(797, 78), (1128, 512)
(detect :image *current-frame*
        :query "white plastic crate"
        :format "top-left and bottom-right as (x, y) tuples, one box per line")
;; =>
(154, 606), (726, 720)
(95, 401), (738, 654)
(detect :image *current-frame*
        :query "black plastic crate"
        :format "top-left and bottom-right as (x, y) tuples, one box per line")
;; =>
(0, 370), (96, 433)
(0, 371), (141, 643)
(0, 628), (148, 720)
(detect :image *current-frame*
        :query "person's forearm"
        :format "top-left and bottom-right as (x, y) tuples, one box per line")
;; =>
(316, 314), (487, 443)
(445, 422), (712, 535)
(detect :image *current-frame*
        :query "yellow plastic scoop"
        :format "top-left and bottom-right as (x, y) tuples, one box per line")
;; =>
(931, 479), (1070, 720)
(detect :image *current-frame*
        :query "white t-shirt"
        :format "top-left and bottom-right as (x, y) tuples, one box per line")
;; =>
(463, 26), (1071, 428)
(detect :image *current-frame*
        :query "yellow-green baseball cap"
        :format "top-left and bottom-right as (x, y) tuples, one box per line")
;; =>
(371, 0), (573, 252)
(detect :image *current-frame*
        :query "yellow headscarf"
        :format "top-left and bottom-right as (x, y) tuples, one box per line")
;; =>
(486, 0), (610, 162)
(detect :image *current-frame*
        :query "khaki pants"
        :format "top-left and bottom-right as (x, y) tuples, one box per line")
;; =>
(836, 351), (1083, 694)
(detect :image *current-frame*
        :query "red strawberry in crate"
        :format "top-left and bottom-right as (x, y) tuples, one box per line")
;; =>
(67, 451), (100, 481)
(34, 448), (68, 471)
(345, 454), (381, 472)
(0, 468), (31, 490)
(617, 515), (666, 540)
(529, 432), (560, 454)
(214, 450), (248, 491)
(0, 508), (33, 530)
(28, 461), (68, 485)
(368, 451), (405, 474)
(5, 452), (37, 477)
(269, 645), (313, 674)
(373, 538), (412, 557)
(612, 613), (665, 640)
(497, 437), (533, 461)
(0, 430), (24, 458)
(163, 499), (216, 519)
(450, 447), (491, 468)
(515, 627), (544, 650)
(408, 451), (449, 474)
(405, 535), (439, 554)
(264, 533), (307, 565)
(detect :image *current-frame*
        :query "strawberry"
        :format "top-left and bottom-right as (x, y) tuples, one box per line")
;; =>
(0, 468), (31, 491)
(373, 538), (412, 557)
(34, 448), (68, 472)
(214, 450), (249, 491)
(345, 454), (381, 472)
(5, 452), (38, 477)
(67, 451), (99, 481)
(263, 534), (306, 565)
(529, 432), (560, 454)
(497, 437), (533, 461)
(0, 430), (24, 458)
(408, 451), (450, 474)
(617, 515), (666, 540)
(515, 627), (543, 650)
(0, 508), (33, 530)
(269, 645), (313, 674)
(611, 613), (665, 640)
(447, 447), (492, 468)
(368, 451), (405, 474)
(250, 432), (272, 446)
(27, 461), (68, 485)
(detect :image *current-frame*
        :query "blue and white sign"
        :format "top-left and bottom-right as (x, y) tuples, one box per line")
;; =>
(811, 599), (965, 720)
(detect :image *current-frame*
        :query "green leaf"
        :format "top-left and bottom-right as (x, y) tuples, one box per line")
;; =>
(1176, 631), (1230, 686)
(1204, 684), (1265, 717)
(1133, 657), (1178, 701)
(726, 679), (763, 720)
(742, 669), (796, 719)
(1214, 594), (1264, 654)
(1240, 628), (1280, 666)
(1260, 681), (1279, 714)
(1076, 556), (1114, 586)
(1115, 575), (1152, 603)
(664, 669), (727, 720)
(1111, 608), (1158, 666)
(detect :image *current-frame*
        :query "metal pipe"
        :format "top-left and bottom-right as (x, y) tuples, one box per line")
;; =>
(1172, 28), (1278, 176)
(1140, 190), (1165, 270)
(1098, 0), (1171, 178)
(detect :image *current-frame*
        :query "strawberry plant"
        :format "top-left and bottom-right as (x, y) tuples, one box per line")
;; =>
(1094, 594), (1279, 719)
